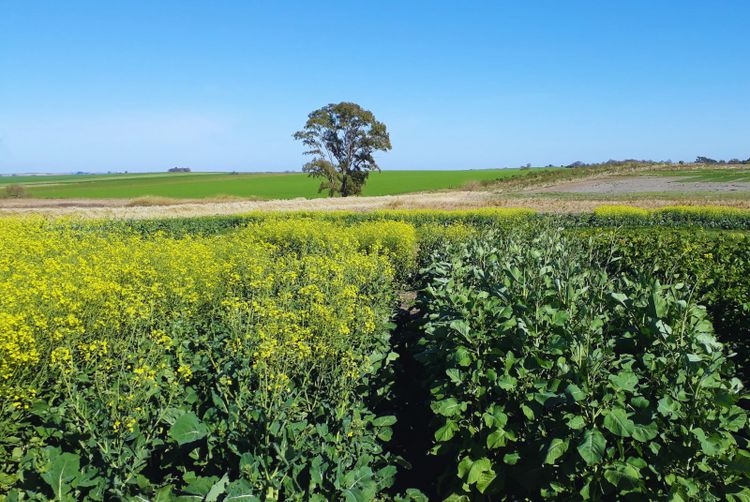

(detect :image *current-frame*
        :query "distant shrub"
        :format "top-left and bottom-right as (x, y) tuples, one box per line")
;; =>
(125, 196), (181, 207)
(3, 184), (28, 198)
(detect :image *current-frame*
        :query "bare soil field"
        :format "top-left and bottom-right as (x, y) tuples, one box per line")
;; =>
(530, 175), (750, 195)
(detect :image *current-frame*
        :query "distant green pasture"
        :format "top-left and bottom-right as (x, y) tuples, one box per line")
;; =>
(650, 168), (750, 182)
(0, 168), (559, 199)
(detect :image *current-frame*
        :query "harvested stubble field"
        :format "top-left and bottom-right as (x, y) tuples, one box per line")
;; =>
(1, 192), (749, 219)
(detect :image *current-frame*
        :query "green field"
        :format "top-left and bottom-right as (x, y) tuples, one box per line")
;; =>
(651, 168), (750, 182)
(0, 168), (558, 199)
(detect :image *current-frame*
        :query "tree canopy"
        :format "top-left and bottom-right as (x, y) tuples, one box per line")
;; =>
(293, 102), (391, 197)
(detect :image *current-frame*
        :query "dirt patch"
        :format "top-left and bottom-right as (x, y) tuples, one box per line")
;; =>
(531, 175), (750, 195)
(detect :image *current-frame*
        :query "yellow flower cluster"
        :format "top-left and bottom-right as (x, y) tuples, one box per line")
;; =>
(0, 216), (404, 428)
(594, 204), (750, 219)
(593, 205), (651, 218)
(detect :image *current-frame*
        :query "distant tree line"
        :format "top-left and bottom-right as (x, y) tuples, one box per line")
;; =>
(562, 157), (750, 169)
(168, 167), (191, 173)
(563, 159), (666, 169)
(695, 156), (750, 165)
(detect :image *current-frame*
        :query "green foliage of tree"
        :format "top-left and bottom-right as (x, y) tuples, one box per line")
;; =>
(696, 156), (719, 164)
(294, 102), (391, 197)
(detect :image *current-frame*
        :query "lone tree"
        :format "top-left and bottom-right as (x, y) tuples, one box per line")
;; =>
(294, 102), (391, 197)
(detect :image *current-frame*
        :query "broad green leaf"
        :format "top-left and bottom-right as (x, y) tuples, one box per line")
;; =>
(577, 429), (607, 465)
(435, 421), (457, 442)
(604, 462), (641, 489)
(432, 398), (464, 417)
(724, 407), (747, 432)
(457, 456), (472, 479)
(521, 404), (535, 420)
(450, 320), (471, 339)
(153, 486), (176, 502)
(454, 347), (472, 367)
(372, 415), (397, 427)
(566, 415), (586, 430)
(631, 421), (658, 442)
(630, 396), (650, 409)
(565, 383), (586, 402)
(446, 368), (462, 384)
(342, 466), (377, 502)
(184, 475), (220, 496)
(206, 473), (230, 502)
(551, 310), (569, 327)
(377, 427), (393, 441)
(465, 458), (496, 494)
(474, 469), (496, 494)
(692, 428), (724, 457)
(496, 374), (517, 390)
(534, 391), (558, 405)
(657, 396), (680, 418)
(544, 438), (569, 465)
(482, 406), (508, 428)
(579, 481), (591, 499)
(674, 476), (699, 497)
(608, 371), (638, 393)
(309, 456), (325, 487)
(610, 292), (629, 306)
(486, 429), (506, 449)
(169, 412), (209, 446)
(343, 488), (369, 502)
(225, 479), (261, 502)
(627, 457), (648, 469)
(650, 289), (667, 318)
(41, 450), (80, 501)
(503, 452), (521, 465)
(603, 408), (635, 437)
(400, 489), (429, 502)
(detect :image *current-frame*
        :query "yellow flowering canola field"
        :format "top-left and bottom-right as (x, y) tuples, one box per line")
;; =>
(0, 216), (416, 499)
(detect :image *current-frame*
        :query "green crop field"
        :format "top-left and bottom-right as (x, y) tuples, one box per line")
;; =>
(3, 209), (749, 500)
(651, 168), (750, 182)
(0, 168), (558, 199)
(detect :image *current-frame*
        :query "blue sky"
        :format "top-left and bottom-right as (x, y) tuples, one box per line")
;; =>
(1, 1), (749, 173)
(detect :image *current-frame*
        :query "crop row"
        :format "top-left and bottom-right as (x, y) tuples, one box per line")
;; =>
(415, 228), (749, 499)
(70, 205), (750, 236)
(0, 218), (417, 500)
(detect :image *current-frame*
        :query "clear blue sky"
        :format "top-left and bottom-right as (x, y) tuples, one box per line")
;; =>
(1, 1), (749, 173)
